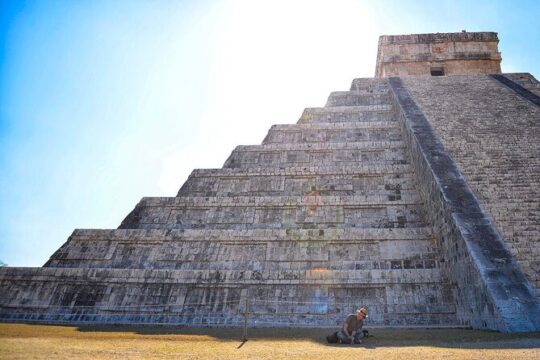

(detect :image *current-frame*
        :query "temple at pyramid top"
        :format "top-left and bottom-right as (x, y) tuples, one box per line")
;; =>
(375, 31), (502, 77)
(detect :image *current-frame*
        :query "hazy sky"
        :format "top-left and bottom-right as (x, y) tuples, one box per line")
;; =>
(1, 0), (539, 267)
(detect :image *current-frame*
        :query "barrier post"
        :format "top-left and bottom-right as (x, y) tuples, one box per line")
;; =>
(242, 297), (249, 341)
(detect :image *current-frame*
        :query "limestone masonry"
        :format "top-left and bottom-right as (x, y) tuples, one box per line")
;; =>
(1, 32), (539, 332)
(375, 32), (501, 77)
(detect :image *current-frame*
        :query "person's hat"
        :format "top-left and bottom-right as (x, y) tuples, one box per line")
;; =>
(357, 307), (369, 317)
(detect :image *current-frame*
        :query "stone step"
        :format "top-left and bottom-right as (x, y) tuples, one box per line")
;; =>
(224, 141), (407, 168)
(239, 140), (404, 151)
(270, 120), (399, 131)
(46, 228), (440, 271)
(0, 267), (448, 286)
(0, 307), (459, 327)
(269, 121), (398, 131)
(0, 266), (457, 326)
(350, 78), (390, 93)
(262, 121), (401, 144)
(62, 227), (435, 242)
(326, 92), (392, 107)
(136, 193), (423, 206)
(119, 194), (426, 230)
(298, 105), (395, 123)
(47, 245), (441, 271)
(178, 170), (415, 197)
(187, 164), (414, 177)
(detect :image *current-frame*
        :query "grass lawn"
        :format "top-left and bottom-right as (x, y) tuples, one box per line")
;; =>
(0, 323), (539, 359)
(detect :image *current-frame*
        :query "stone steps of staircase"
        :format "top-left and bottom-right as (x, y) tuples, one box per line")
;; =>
(262, 122), (401, 144)
(499, 73), (540, 96)
(299, 105), (395, 123)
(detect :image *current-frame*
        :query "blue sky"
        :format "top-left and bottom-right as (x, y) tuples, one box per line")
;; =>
(1, 0), (539, 267)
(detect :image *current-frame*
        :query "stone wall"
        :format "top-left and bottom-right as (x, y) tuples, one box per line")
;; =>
(0, 266), (455, 326)
(222, 141), (407, 168)
(375, 32), (501, 77)
(119, 194), (426, 231)
(179, 165), (415, 197)
(299, 105), (394, 124)
(45, 228), (439, 271)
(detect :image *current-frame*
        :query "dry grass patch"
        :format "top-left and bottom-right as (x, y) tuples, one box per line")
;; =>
(0, 323), (539, 359)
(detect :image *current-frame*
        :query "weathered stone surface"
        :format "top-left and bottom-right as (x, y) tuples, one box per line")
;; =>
(375, 32), (501, 77)
(262, 122), (401, 144)
(491, 73), (540, 106)
(299, 105), (394, 124)
(401, 75), (540, 298)
(0, 266), (455, 326)
(389, 76), (540, 332)
(45, 228), (439, 271)
(326, 92), (391, 107)
(1, 31), (537, 332)
(500, 73), (540, 97)
(178, 165), (415, 197)
(1, 74), (455, 328)
(118, 194), (426, 230)
(223, 141), (408, 168)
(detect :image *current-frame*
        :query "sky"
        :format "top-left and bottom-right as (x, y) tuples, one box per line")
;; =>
(1, 0), (539, 267)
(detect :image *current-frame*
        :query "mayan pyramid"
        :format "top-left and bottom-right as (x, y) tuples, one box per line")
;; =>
(1, 31), (539, 332)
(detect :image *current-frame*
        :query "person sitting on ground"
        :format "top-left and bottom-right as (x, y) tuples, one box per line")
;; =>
(337, 307), (368, 344)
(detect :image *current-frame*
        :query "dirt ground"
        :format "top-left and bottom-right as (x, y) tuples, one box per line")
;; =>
(0, 323), (539, 359)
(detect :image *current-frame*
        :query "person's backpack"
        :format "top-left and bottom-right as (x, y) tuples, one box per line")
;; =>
(326, 331), (339, 344)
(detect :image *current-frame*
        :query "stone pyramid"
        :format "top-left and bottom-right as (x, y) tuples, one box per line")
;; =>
(1, 31), (539, 332)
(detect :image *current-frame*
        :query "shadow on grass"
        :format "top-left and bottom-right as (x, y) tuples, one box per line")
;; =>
(71, 324), (540, 350)
(5, 322), (540, 350)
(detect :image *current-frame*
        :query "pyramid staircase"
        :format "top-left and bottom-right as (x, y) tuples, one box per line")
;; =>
(0, 78), (459, 327)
